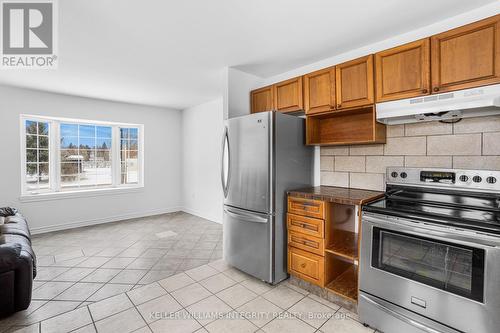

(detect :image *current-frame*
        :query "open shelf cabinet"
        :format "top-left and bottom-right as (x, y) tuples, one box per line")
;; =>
(325, 203), (359, 261)
(305, 105), (386, 146)
(324, 202), (360, 301)
(325, 254), (358, 302)
(325, 229), (358, 261)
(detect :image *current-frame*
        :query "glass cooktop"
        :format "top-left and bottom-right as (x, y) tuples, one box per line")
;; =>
(363, 187), (500, 234)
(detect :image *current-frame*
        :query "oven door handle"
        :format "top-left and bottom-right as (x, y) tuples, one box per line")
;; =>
(363, 213), (500, 248)
(360, 294), (444, 333)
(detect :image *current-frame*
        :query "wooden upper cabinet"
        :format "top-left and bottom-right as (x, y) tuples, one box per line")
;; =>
(375, 39), (431, 102)
(273, 77), (303, 113)
(431, 15), (500, 93)
(336, 55), (374, 109)
(250, 85), (274, 113)
(304, 67), (336, 115)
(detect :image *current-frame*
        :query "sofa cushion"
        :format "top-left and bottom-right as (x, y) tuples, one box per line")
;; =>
(0, 208), (36, 317)
(0, 234), (36, 277)
(1, 215), (32, 240)
(0, 244), (21, 272)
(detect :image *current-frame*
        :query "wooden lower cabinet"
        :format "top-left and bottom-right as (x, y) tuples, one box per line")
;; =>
(288, 246), (325, 287)
(287, 195), (368, 303)
(287, 196), (327, 288)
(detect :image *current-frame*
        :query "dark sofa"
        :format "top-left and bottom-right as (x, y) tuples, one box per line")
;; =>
(0, 208), (36, 317)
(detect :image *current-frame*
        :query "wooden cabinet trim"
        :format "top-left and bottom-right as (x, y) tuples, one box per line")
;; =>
(375, 38), (431, 102)
(335, 55), (374, 109)
(431, 14), (500, 93)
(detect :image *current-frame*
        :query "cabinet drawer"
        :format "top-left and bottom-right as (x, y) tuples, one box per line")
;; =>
(288, 197), (325, 219)
(288, 246), (324, 287)
(287, 213), (324, 239)
(288, 230), (324, 256)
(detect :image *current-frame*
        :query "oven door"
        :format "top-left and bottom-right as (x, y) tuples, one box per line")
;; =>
(372, 227), (485, 302)
(360, 213), (500, 333)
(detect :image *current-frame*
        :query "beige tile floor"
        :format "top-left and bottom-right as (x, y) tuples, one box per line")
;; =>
(0, 213), (379, 333)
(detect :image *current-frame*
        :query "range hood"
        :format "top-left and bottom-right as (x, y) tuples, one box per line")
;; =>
(376, 84), (500, 125)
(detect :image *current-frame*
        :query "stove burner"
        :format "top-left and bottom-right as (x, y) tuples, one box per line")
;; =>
(364, 167), (500, 236)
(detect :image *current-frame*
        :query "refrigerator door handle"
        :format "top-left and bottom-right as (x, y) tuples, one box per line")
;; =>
(224, 207), (268, 224)
(221, 126), (230, 198)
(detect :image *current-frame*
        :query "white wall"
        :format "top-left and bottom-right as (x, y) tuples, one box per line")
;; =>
(225, 68), (263, 119)
(182, 98), (224, 223)
(0, 85), (183, 233)
(263, 2), (500, 85)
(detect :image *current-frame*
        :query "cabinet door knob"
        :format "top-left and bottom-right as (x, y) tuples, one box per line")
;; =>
(337, 104), (341, 108)
(433, 87), (440, 92)
(300, 263), (306, 268)
(422, 89), (428, 94)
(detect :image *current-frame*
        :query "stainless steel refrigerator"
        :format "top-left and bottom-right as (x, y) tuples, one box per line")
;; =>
(221, 111), (313, 284)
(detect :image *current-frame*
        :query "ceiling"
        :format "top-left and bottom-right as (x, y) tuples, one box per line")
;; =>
(0, 0), (497, 109)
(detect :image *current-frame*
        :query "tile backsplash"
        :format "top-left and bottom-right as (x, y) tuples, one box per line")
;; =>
(320, 115), (500, 191)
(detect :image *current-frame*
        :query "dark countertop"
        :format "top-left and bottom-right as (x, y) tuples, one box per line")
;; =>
(288, 186), (384, 206)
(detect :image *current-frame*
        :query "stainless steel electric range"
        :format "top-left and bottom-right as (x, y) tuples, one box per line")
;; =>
(359, 167), (500, 333)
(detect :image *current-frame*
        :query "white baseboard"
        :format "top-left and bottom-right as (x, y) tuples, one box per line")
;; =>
(181, 207), (222, 224)
(30, 206), (183, 235)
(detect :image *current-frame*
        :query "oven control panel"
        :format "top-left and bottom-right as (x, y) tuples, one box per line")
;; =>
(386, 167), (500, 192)
(420, 171), (456, 184)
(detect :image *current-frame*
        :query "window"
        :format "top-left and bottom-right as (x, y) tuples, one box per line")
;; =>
(120, 128), (139, 184)
(21, 115), (143, 197)
(25, 120), (50, 192)
(60, 123), (113, 189)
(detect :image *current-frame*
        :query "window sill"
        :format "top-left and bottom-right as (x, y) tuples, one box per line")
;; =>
(19, 186), (144, 203)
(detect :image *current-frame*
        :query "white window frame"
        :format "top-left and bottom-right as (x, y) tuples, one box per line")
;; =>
(20, 115), (144, 201)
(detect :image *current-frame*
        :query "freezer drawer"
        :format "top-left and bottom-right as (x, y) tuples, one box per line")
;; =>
(223, 205), (272, 282)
